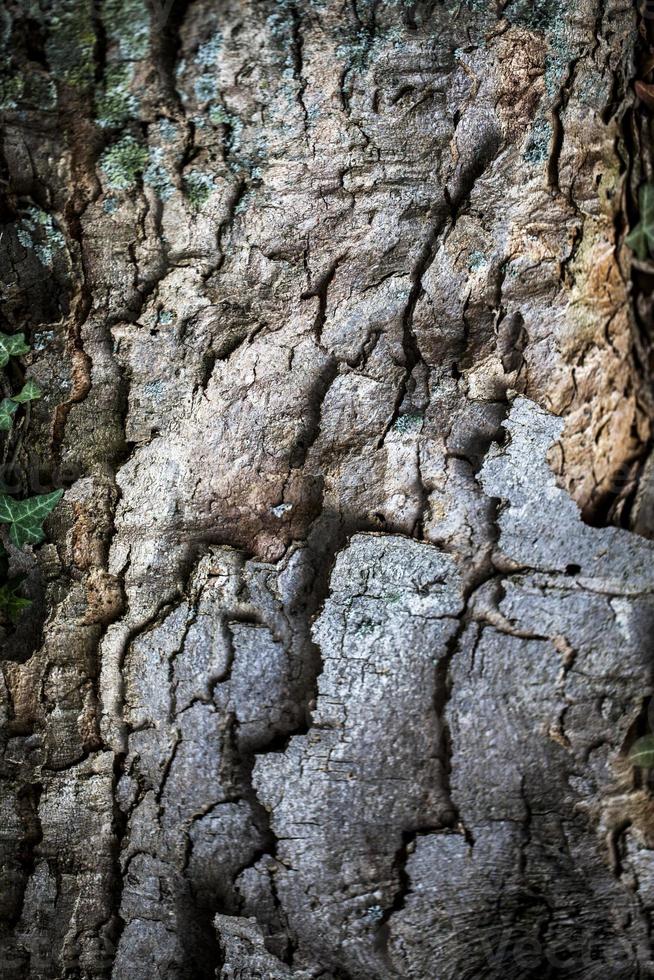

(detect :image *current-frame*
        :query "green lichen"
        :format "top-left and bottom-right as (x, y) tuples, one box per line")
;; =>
(449, 0), (496, 23)
(195, 32), (223, 67)
(194, 74), (217, 102)
(143, 148), (174, 201)
(209, 105), (235, 127)
(265, 11), (290, 43)
(523, 117), (552, 165)
(45, 0), (97, 88)
(335, 22), (404, 74)
(209, 106), (244, 158)
(96, 65), (139, 128)
(103, 0), (150, 60)
(504, 0), (570, 102)
(468, 251), (487, 272)
(0, 76), (24, 110)
(17, 208), (66, 267)
(393, 413), (423, 435)
(100, 135), (149, 190)
(234, 191), (253, 216)
(0, 69), (57, 112)
(143, 380), (165, 400)
(543, 53), (568, 100)
(159, 119), (178, 143)
(183, 170), (215, 210)
(209, 104), (227, 124)
(31, 329), (55, 353)
(503, 0), (566, 32)
(335, 31), (373, 72)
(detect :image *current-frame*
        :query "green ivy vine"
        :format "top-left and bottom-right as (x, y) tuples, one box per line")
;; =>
(625, 183), (654, 260)
(0, 331), (62, 625)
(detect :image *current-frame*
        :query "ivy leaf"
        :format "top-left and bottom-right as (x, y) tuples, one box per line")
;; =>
(0, 489), (64, 548)
(626, 184), (654, 260)
(625, 223), (649, 261)
(0, 399), (18, 431)
(629, 734), (654, 769)
(0, 332), (30, 368)
(12, 379), (42, 404)
(0, 581), (31, 623)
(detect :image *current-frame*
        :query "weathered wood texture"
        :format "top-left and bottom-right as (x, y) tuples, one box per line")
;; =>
(1, 0), (654, 977)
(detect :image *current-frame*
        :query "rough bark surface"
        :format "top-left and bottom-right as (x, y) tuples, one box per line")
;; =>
(1, 0), (654, 977)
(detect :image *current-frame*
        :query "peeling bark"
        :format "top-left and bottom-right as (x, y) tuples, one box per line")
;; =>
(1, 1), (653, 978)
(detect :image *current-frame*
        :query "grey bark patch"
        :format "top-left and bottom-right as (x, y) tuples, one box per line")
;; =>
(214, 915), (295, 979)
(481, 398), (654, 593)
(1, 0), (652, 976)
(251, 534), (464, 977)
(388, 399), (654, 977)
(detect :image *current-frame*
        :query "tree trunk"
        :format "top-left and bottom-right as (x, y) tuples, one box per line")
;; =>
(2, 0), (654, 977)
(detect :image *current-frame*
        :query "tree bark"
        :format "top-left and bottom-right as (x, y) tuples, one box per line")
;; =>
(1, 0), (654, 977)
